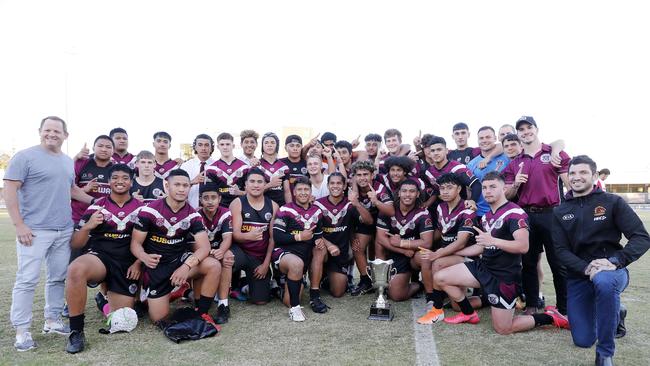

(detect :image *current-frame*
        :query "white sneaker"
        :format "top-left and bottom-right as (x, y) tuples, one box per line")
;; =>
(15, 331), (37, 352)
(43, 318), (71, 335)
(289, 306), (306, 322)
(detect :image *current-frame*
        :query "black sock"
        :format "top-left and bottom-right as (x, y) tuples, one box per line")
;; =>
(197, 296), (213, 315)
(432, 290), (446, 309)
(69, 314), (85, 332)
(287, 279), (302, 307)
(360, 274), (371, 284)
(532, 313), (553, 327)
(425, 292), (435, 303)
(457, 297), (474, 315)
(309, 288), (320, 300)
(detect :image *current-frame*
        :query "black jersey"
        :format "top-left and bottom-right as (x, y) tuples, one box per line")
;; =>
(199, 206), (232, 249)
(130, 177), (165, 202)
(238, 195), (274, 261)
(72, 158), (113, 222)
(436, 200), (476, 247)
(259, 157), (290, 206)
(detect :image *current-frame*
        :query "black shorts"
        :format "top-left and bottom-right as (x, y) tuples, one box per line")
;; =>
(231, 245), (271, 304)
(271, 247), (311, 274)
(388, 252), (414, 274)
(145, 253), (189, 299)
(325, 254), (353, 275)
(87, 250), (139, 297)
(465, 260), (521, 310)
(356, 222), (375, 236)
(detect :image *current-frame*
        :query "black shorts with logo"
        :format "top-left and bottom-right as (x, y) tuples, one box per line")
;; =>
(87, 250), (139, 297)
(145, 253), (189, 299)
(325, 254), (353, 275)
(465, 260), (521, 310)
(388, 252), (414, 275)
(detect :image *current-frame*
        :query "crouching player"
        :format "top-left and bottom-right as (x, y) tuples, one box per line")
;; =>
(434, 172), (568, 333)
(193, 183), (235, 324)
(65, 164), (144, 353)
(272, 177), (324, 321)
(311, 173), (373, 311)
(417, 173), (477, 324)
(376, 179), (434, 301)
(130, 170), (222, 325)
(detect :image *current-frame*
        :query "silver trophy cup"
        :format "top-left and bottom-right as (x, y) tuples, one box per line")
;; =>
(367, 259), (397, 321)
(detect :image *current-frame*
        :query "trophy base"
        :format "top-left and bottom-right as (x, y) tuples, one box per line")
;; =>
(368, 303), (394, 321)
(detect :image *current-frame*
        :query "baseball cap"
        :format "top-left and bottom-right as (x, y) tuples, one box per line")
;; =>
(515, 116), (537, 130)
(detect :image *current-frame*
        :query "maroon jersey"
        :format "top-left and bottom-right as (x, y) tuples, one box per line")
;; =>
(199, 206), (232, 249)
(154, 159), (182, 179)
(76, 196), (144, 260)
(72, 158), (113, 223)
(273, 202), (324, 260)
(205, 158), (251, 208)
(237, 195), (274, 261)
(436, 200), (476, 247)
(135, 198), (205, 262)
(359, 181), (393, 216)
(423, 161), (477, 198)
(314, 196), (359, 258)
(502, 143), (570, 208)
(112, 152), (137, 169)
(447, 147), (481, 165)
(259, 157), (290, 206)
(478, 201), (529, 282)
(377, 207), (433, 240)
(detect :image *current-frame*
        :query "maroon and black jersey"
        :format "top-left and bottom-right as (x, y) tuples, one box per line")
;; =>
(478, 201), (529, 282)
(423, 160), (479, 200)
(314, 196), (359, 259)
(273, 202), (323, 261)
(72, 158), (113, 223)
(377, 207), (434, 241)
(447, 147), (481, 165)
(237, 195), (274, 261)
(154, 159), (182, 180)
(130, 177), (165, 202)
(280, 157), (307, 192)
(199, 206), (232, 249)
(436, 200), (476, 247)
(76, 196), (144, 260)
(205, 158), (251, 208)
(359, 181), (393, 217)
(135, 198), (205, 262)
(259, 157), (290, 206)
(112, 152), (137, 169)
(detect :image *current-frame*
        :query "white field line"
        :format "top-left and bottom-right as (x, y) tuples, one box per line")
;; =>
(411, 297), (441, 366)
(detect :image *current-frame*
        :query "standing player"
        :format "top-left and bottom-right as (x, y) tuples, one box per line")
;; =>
(238, 130), (260, 167)
(498, 124), (517, 142)
(311, 173), (373, 310)
(417, 173), (477, 324)
(180, 134), (215, 209)
(433, 172), (568, 333)
(205, 133), (251, 208)
(375, 179), (434, 301)
(131, 151), (166, 202)
(230, 169), (279, 306)
(281, 135), (309, 195)
(272, 177), (324, 321)
(333, 140), (354, 178)
(447, 122), (480, 164)
(130, 170), (221, 323)
(65, 164), (144, 353)
(307, 154), (330, 200)
(109, 128), (137, 169)
(503, 116), (571, 315)
(258, 132), (291, 206)
(596, 168), (610, 192)
(378, 129), (413, 174)
(349, 160), (395, 296)
(152, 131), (182, 180)
(352, 133), (382, 163)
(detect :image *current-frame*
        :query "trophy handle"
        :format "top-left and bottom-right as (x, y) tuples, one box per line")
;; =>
(366, 266), (374, 282)
(389, 267), (397, 280)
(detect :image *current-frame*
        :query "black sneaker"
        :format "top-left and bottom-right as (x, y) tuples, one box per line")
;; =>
(309, 297), (329, 313)
(95, 292), (108, 313)
(350, 281), (375, 297)
(215, 304), (230, 324)
(538, 296), (546, 309)
(615, 304), (627, 338)
(65, 330), (85, 354)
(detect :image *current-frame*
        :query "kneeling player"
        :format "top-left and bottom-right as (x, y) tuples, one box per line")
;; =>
(272, 177), (324, 321)
(434, 172), (568, 333)
(417, 173), (476, 324)
(130, 170), (222, 325)
(311, 173), (373, 311)
(376, 179), (434, 302)
(65, 164), (144, 353)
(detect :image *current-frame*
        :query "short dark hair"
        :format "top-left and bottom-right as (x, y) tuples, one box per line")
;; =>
(94, 134), (115, 147)
(364, 133), (382, 143)
(199, 183), (221, 196)
(501, 133), (520, 144)
(453, 122), (469, 131)
(384, 129), (402, 141)
(425, 136), (447, 148)
(217, 132), (234, 142)
(569, 155), (598, 175)
(436, 173), (463, 187)
(293, 176), (311, 188)
(166, 169), (190, 180)
(193, 133), (215, 154)
(351, 159), (375, 175)
(398, 178), (420, 192)
(246, 168), (267, 181)
(40, 116), (67, 134)
(384, 156), (414, 173)
(321, 132), (337, 143)
(108, 164), (133, 179)
(327, 172), (346, 184)
(109, 127), (127, 137)
(477, 126), (495, 135)
(482, 171), (504, 183)
(153, 131), (172, 142)
(285, 134), (302, 145)
(599, 168), (611, 175)
(334, 140), (353, 154)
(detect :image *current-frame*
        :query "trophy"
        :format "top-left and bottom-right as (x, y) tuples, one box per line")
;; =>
(367, 259), (397, 321)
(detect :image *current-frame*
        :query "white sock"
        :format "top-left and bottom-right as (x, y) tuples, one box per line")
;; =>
(218, 299), (228, 307)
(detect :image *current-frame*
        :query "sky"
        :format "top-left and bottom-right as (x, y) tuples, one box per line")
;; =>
(1, 1), (649, 183)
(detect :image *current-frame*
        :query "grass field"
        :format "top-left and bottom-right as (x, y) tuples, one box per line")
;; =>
(0, 210), (649, 365)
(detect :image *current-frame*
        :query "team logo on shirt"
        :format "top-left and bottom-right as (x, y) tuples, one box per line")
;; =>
(227, 168), (232, 173)
(464, 218), (473, 227)
(82, 173), (93, 180)
(594, 206), (606, 216)
(103, 212), (112, 221)
(540, 154), (551, 163)
(264, 212), (272, 221)
(180, 221), (190, 230)
(155, 218), (165, 227)
(153, 188), (163, 197)
(301, 167), (308, 174)
(270, 167), (275, 172)
(487, 294), (499, 305)
(170, 217), (178, 223)
(159, 168), (165, 173)
(98, 174), (105, 180)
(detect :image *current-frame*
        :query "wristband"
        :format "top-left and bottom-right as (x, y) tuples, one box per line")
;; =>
(184, 254), (200, 269)
(183, 263), (192, 270)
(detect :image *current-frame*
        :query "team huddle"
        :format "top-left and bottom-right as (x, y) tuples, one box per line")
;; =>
(7, 116), (649, 365)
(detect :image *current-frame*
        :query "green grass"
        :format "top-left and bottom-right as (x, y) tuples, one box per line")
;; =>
(0, 210), (649, 365)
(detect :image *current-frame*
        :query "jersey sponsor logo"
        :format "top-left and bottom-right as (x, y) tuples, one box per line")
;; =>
(540, 154), (551, 163)
(562, 214), (575, 221)
(117, 211), (125, 218)
(170, 217), (178, 224)
(594, 216), (607, 221)
(323, 226), (348, 233)
(82, 173), (93, 180)
(103, 233), (130, 239)
(149, 235), (184, 245)
(245, 212), (251, 218)
(594, 206), (606, 216)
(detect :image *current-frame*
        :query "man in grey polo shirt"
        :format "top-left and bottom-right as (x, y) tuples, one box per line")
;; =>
(4, 116), (92, 351)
